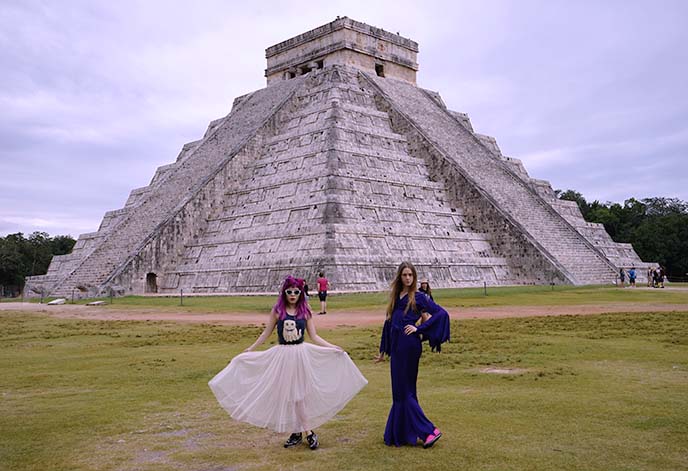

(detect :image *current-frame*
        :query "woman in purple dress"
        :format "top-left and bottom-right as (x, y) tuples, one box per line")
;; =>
(375, 261), (450, 447)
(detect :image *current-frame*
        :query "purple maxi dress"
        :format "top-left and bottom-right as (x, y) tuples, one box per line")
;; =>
(379, 292), (451, 446)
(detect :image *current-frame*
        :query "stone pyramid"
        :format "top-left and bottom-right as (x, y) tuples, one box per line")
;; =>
(26, 17), (648, 297)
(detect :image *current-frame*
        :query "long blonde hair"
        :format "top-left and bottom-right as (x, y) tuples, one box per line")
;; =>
(386, 261), (418, 319)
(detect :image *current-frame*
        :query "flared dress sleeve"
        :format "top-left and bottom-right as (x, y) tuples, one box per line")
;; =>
(379, 318), (392, 355)
(415, 293), (451, 352)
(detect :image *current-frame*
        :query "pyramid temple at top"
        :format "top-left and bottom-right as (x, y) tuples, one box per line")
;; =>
(26, 17), (649, 297)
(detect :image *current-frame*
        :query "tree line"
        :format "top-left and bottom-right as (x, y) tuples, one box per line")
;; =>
(556, 191), (687, 280)
(0, 232), (75, 296)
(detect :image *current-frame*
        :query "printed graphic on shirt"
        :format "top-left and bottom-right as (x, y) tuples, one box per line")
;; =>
(283, 319), (303, 343)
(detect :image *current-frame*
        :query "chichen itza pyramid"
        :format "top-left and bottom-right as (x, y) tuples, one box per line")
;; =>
(26, 17), (648, 297)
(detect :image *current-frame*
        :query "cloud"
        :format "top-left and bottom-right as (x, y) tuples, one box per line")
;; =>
(1, 0), (687, 238)
(0, 215), (97, 238)
(522, 125), (688, 167)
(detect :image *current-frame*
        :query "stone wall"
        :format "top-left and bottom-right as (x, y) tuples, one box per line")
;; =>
(29, 58), (650, 297)
(266, 16), (418, 85)
(158, 67), (516, 293)
(363, 72), (618, 285)
(370, 88), (570, 285)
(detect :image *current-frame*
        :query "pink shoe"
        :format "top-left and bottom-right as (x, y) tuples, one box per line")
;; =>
(423, 428), (442, 448)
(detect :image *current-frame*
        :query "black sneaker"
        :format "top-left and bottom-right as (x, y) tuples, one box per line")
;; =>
(284, 432), (302, 448)
(306, 431), (319, 450)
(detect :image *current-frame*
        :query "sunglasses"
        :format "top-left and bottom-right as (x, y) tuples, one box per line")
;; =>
(285, 289), (301, 296)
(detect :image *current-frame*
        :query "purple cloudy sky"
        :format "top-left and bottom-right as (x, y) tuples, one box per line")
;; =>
(1, 0), (687, 238)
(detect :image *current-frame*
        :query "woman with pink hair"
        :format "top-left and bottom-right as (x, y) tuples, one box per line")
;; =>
(209, 275), (367, 450)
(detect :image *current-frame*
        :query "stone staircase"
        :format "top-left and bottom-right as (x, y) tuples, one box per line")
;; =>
(160, 66), (515, 293)
(47, 77), (305, 297)
(32, 64), (628, 297)
(364, 73), (617, 285)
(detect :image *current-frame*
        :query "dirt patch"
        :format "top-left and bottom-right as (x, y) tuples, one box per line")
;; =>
(134, 449), (169, 465)
(480, 367), (528, 375)
(1, 302), (687, 327)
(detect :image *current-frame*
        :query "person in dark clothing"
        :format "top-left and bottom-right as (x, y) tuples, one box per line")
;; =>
(375, 262), (450, 448)
(653, 267), (661, 288)
(418, 278), (433, 301)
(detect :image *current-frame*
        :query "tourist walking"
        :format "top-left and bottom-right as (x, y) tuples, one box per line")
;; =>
(375, 261), (450, 447)
(316, 272), (329, 315)
(628, 267), (636, 287)
(618, 268), (626, 287)
(209, 276), (367, 449)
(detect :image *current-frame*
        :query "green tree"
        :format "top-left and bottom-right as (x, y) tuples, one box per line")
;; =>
(0, 232), (76, 295)
(557, 192), (688, 279)
(0, 234), (27, 288)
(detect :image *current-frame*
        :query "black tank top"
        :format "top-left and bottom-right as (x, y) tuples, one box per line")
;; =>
(277, 314), (305, 345)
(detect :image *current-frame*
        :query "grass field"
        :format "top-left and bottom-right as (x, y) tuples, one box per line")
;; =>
(7, 283), (687, 313)
(1, 301), (687, 470)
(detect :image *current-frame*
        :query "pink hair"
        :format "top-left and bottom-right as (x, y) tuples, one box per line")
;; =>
(273, 275), (312, 320)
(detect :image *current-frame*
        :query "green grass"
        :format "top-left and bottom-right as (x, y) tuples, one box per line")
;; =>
(1, 309), (687, 470)
(437, 283), (688, 308)
(12, 283), (687, 312)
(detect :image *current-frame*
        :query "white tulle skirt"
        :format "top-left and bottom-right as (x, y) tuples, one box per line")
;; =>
(209, 343), (368, 433)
